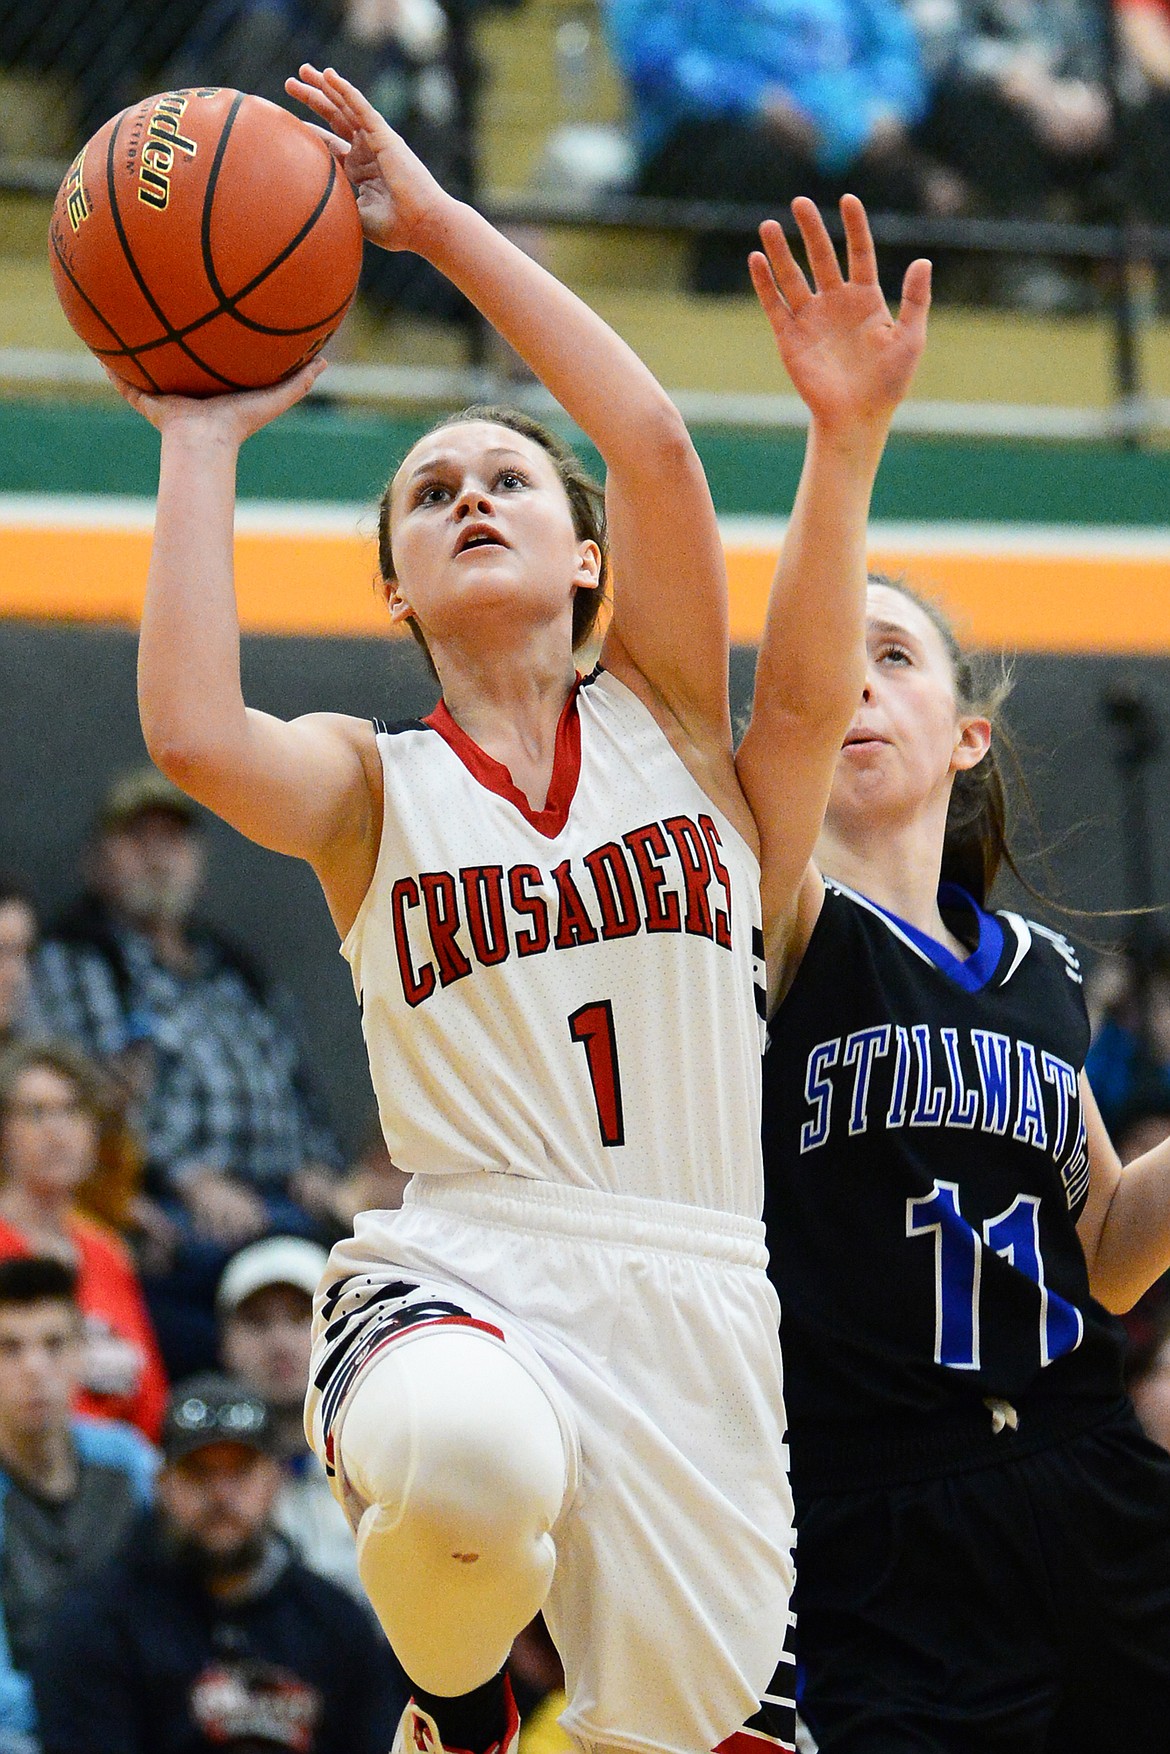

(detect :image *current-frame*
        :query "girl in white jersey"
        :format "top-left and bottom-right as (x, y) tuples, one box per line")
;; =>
(111, 61), (929, 1754)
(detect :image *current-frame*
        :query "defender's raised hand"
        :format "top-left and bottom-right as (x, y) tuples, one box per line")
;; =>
(750, 195), (931, 438)
(286, 63), (452, 254)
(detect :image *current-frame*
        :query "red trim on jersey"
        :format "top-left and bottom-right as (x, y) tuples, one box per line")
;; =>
(715, 1731), (795, 1754)
(424, 677), (583, 840)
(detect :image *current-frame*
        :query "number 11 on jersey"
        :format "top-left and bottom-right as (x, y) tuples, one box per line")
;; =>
(907, 1179), (1083, 1371)
(569, 1001), (625, 1147)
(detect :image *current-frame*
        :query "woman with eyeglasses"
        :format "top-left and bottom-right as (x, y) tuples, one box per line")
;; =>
(0, 1040), (167, 1439)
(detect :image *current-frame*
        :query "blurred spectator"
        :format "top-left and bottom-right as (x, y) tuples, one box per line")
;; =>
(0, 1256), (154, 1753)
(0, 1040), (167, 1440)
(1084, 935), (1170, 1135)
(32, 1372), (408, 1754)
(0, 0), (210, 141)
(510, 1617), (570, 1754)
(34, 767), (343, 1253)
(906, 0), (1110, 306)
(0, 879), (40, 1052)
(165, 0), (476, 327)
(605, 0), (942, 291)
(328, 1112), (412, 1230)
(1117, 0), (1170, 260)
(216, 1237), (363, 1600)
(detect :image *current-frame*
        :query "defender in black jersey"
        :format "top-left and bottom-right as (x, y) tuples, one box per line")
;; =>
(738, 575), (1170, 1753)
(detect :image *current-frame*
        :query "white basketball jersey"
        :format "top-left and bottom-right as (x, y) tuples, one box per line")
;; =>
(343, 667), (767, 1217)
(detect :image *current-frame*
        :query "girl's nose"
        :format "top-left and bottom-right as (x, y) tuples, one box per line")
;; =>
(455, 487), (493, 517)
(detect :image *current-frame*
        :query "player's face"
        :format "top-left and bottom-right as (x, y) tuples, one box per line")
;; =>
(827, 585), (990, 832)
(386, 423), (600, 654)
(0, 1064), (98, 1203)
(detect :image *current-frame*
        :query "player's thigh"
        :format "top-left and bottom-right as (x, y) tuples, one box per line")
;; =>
(1044, 1412), (1170, 1753)
(794, 1474), (1060, 1754)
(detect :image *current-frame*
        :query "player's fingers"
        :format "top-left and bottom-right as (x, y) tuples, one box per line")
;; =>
(305, 122), (352, 160)
(286, 73), (350, 136)
(322, 66), (386, 132)
(840, 193), (879, 286)
(792, 196), (844, 292)
(262, 357), (330, 420)
(757, 218), (811, 312)
(749, 249), (791, 333)
(896, 258), (933, 345)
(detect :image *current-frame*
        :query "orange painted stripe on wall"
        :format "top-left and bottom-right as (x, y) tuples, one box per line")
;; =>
(0, 525), (391, 637)
(2, 523), (1170, 651)
(724, 547), (1170, 651)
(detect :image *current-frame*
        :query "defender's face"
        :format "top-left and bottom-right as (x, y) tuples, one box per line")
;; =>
(827, 585), (975, 833)
(386, 423), (599, 653)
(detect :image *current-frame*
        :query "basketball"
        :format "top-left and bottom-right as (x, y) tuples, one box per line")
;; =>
(47, 87), (364, 396)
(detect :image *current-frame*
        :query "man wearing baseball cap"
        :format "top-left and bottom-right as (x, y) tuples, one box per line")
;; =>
(217, 1238), (363, 1600)
(31, 1372), (407, 1754)
(34, 765), (343, 1281)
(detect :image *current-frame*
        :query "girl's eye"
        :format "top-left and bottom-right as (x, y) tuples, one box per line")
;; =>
(878, 644), (911, 665)
(416, 483), (449, 506)
(496, 469), (527, 490)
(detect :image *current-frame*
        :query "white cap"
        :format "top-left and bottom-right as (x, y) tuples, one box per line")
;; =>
(216, 1236), (328, 1316)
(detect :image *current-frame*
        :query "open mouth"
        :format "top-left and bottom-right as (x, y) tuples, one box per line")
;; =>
(455, 524), (507, 556)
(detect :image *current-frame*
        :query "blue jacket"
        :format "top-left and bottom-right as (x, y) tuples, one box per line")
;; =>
(605, 0), (927, 170)
(0, 1418), (155, 1751)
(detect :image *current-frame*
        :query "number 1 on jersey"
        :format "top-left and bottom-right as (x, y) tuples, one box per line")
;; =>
(569, 1001), (625, 1147)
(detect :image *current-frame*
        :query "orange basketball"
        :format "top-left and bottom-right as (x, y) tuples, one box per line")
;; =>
(48, 87), (364, 396)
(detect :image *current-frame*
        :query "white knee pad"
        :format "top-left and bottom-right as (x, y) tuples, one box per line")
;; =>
(338, 1331), (568, 1696)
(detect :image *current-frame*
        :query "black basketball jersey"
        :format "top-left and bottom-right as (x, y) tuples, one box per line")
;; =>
(762, 879), (1125, 1479)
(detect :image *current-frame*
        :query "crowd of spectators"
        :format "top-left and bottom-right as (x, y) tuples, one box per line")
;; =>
(5, 1), (1170, 313)
(605, 0), (1170, 299)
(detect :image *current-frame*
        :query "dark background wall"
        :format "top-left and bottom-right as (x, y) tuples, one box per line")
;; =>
(3, 622), (1168, 1156)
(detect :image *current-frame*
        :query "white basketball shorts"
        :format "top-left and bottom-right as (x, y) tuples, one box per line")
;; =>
(305, 1171), (797, 1754)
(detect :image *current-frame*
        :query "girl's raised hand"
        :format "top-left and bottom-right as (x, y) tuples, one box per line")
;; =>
(102, 356), (328, 447)
(286, 63), (452, 254)
(750, 195), (931, 438)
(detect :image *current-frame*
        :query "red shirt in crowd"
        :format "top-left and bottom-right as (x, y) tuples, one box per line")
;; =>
(0, 1212), (167, 1440)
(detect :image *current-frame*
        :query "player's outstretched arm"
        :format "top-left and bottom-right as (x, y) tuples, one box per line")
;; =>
(1077, 1075), (1170, 1311)
(115, 367), (381, 932)
(734, 198), (930, 1001)
(288, 65), (734, 769)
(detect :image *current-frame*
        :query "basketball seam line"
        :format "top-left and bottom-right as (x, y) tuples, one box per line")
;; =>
(198, 95), (351, 338)
(49, 226), (165, 395)
(104, 106), (248, 392)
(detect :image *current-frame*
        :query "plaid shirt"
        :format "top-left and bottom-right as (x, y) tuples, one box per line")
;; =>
(33, 909), (341, 1191)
